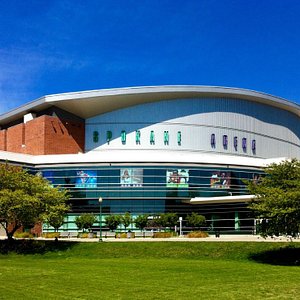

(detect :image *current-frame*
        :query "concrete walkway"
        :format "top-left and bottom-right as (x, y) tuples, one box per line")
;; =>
(88, 235), (300, 242)
(1, 234), (299, 242)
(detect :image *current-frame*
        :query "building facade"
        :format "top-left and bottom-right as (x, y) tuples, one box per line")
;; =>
(0, 86), (299, 233)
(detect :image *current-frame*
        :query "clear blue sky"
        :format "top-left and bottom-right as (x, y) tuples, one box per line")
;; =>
(1, 0), (300, 113)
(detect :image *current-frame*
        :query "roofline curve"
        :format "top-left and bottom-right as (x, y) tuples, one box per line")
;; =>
(1, 85), (299, 125)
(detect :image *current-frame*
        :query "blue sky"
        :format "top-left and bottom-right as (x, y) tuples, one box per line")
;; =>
(1, 0), (300, 113)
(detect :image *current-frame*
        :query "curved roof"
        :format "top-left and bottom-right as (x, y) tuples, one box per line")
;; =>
(1, 85), (299, 125)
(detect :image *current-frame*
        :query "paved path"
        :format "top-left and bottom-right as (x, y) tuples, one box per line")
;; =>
(90, 235), (300, 242)
(1, 234), (299, 242)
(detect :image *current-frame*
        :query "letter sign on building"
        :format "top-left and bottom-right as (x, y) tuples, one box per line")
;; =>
(211, 134), (216, 148)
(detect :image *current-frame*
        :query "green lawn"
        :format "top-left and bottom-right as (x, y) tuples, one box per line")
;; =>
(0, 241), (299, 300)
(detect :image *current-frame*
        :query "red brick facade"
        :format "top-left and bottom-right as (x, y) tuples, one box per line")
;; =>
(0, 129), (7, 151)
(0, 115), (85, 155)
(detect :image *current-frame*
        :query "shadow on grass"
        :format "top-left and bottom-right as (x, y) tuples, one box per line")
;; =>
(0, 239), (78, 255)
(249, 245), (300, 266)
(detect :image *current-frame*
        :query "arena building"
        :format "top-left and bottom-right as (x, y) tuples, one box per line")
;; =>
(0, 85), (299, 234)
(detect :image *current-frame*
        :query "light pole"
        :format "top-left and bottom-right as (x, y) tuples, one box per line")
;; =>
(98, 197), (103, 242)
(179, 217), (183, 236)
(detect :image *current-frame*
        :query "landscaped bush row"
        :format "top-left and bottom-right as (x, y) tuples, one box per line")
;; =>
(13, 232), (34, 239)
(16, 230), (209, 239)
(187, 231), (209, 238)
(42, 232), (60, 238)
(153, 232), (177, 238)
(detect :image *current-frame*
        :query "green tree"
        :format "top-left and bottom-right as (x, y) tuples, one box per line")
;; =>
(75, 213), (97, 232)
(135, 214), (149, 231)
(146, 215), (161, 229)
(247, 159), (300, 237)
(46, 208), (66, 232)
(159, 213), (178, 229)
(105, 214), (121, 231)
(121, 212), (132, 231)
(186, 212), (206, 229)
(0, 164), (69, 241)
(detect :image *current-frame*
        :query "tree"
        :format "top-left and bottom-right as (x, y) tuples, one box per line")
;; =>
(158, 213), (178, 229)
(105, 214), (121, 231)
(135, 214), (149, 231)
(146, 215), (161, 229)
(46, 209), (65, 232)
(0, 164), (69, 241)
(247, 159), (300, 237)
(75, 213), (97, 232)
(186, 212), (206, 229)
(121, 212), (132, 231)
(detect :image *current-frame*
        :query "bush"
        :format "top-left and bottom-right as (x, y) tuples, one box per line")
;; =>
(153, 232), (176, 238)
(42, 232), (60, 239)
(116, 233), (128, 238)
(79, 233), (89, 238)
(78, 233), (95, 238)
(13, 232), (34, 239)
(187, 231), (209, 238)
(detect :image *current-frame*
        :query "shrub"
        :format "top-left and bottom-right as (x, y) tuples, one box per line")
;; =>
(187, 231), (209, 238)
(153, 232), (176, 238)
(42, 232), (60, 238)
(79, 233), (89, 238)
(116, 233), (128, 238)
(13, 232), (34, 239)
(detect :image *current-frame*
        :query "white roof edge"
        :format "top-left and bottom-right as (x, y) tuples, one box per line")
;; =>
(0, 85), (299, 125)
(42, 85), (295, 104)
(0, 149), (285, 168)
(44, 85), (300, 111)
(187, 194), (256, 205)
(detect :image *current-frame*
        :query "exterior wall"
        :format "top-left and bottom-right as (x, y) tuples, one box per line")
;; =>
(0, 115), (85, 155)
(86, 98), (300, 159)
(6, 123), (25, 153)
(41, 164), (259, 233)
(0, 129), (7, 151)
(24, 116), (46, 155)
(43, 115), (85, 154)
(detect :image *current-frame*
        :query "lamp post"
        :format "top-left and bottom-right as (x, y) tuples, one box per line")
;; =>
(179, 217), (183, 237)
(98, 197), (103, 242)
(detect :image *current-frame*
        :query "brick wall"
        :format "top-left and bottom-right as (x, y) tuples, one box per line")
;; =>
(43, 115), (85, 154)
(0, 115), (85, 155)
(6, 123), (25, 153)
(0, 129), (7, 151)
(24, 116), (46, 155)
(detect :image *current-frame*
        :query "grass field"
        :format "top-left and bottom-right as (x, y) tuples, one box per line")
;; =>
(0, 241), (299, 300)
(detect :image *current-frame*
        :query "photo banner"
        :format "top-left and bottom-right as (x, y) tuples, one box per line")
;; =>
(120, 168), (143, 187)
(166, 169), (189, 188)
